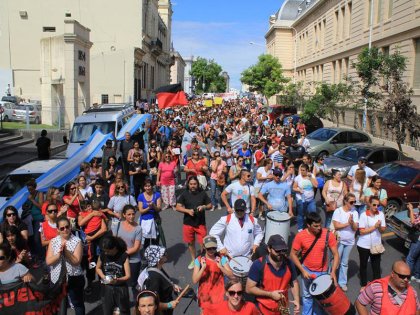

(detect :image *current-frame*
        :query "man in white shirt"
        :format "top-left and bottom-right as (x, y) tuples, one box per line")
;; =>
(221, 169), (256, 214)
(210, 199), (264, 258)
(347, 156), (377, 181)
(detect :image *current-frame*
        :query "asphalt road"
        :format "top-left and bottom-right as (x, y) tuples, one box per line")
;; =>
(79, 189), (419, 315)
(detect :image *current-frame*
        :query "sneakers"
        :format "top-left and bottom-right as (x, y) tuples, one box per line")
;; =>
(210, 206), (215, 212)
(340, 285), (348, 292)
(217, 204), (222, 210)
(188, 260), (195, 270)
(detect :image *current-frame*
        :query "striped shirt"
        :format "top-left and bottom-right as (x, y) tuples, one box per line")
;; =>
(357, 282), (420, 315)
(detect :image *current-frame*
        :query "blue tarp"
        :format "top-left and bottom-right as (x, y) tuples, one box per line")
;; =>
(116, 114), (151, 140)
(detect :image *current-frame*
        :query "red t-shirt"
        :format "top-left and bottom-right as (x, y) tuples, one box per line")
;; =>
(211, 301), (260, 315)
(79, 211), (105, 234)
(292, 228), (337, 272)
(158, 161), (177, 185)
(185, 159), (207, 177)
(63, 195), (81, 218)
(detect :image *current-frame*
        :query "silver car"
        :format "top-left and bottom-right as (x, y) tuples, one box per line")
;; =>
(0, 101), (16, 122)
(306, 127), (372, 159)
(12, 103), (42, 124)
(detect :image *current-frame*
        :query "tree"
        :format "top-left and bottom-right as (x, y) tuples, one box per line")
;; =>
(380, 50), (420, 151)
(279, 81), (307, 111)
(190, 57), (226, 94)
(241, 54), (289, 104)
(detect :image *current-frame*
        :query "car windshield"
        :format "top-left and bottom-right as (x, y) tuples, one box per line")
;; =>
(333, 147), (371, 162)
(70, 121), (115, 143)
(0, 174), (42, 198)
(16, 105), (34, 111)
(377, 164), (418, 186)
(307, 128), (337, 141)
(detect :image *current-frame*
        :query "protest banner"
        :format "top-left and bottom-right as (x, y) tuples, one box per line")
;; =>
(214, 97), (223, 105)
(203, 100), (213, 107)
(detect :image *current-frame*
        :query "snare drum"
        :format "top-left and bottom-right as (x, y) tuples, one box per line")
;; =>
(229, 256), (252, 287)
(309, 274), (355, 315)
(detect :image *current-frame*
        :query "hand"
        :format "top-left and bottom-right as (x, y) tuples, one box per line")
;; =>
(197, 205), (204, 212)
(267, 204), (273, 210)
(109, 278), (118, 285)
(227, 207), (234, 214)
(173, 284), (182, 293)
(187, 209), (194, 217)
(156, 181), (161, 186)
(270, 290), (284, 301)
(291, 299), (300, 314)
(331, 273), (338, 287)
(252, 245), (258, 254)
(200, 257), (207, 270)
(375, 220), (381, 228)
(301, 270), (311, 280)
(407, 203), (414, 211)
(219, 248), (228, 256)
(348, 214), (354, 225)
(149, 202), (155, 209)
(93, 210), (103, 217)
(86, 235), (93, 242)
(288, 210), (294, 218)
(22, 274), (33, 283)
(169, 300), (179, 309)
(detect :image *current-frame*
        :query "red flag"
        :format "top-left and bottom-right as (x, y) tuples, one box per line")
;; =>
(155, 83), (188, 109)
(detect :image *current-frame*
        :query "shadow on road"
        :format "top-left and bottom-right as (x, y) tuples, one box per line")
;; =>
(167, 242), (187, 266)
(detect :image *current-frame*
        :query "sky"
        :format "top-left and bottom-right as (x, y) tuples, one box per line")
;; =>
(171, 0), (284, 91)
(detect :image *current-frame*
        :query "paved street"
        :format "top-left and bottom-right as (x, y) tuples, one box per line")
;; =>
(81, 189), (419, 315)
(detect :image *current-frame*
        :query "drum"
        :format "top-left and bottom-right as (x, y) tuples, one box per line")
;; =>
(229, 256), (252, 288)
(265, 211), (291, 244)
(309, 274), (355, 315)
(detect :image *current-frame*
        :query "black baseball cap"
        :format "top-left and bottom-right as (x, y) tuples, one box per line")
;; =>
(267, 234), (288, 251)
(234, 199), (247, 211)
(273, 169), (283, 177)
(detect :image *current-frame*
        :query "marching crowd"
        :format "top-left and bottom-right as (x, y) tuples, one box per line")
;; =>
(0, 97), (419, 315)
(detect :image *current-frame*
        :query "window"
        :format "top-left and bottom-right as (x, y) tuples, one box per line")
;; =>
(332, 132), (348, 144)
(43, 26), (56, 32)
(385, 149), (399, 162)
(368, 151), (385, 164)
(341, 7), (346, 39)
(344, 57), (350, 78)
(101, 94), (108, 104)
(346, 2), (352, 38)
(382, 46), (389, 57)
(349, 131), (369, 143)
(335, 11), (339, 41)
(414, 39), (420, 89)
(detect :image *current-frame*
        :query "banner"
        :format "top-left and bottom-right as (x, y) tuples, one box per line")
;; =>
(155, 83), (188, 109)
(203, 100), (213, 107)
(229, 132), (250, 152)
(0, 130), (112, 214)
(214, 97), (223, 105)
(116, 113), (151, 140)
(181, 132), (207, 157)
(0, 259), (67, 314)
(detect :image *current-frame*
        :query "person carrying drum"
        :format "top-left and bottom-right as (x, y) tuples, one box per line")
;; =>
(209, 199), (263, 258)
(246, 234), (300, 315)
(290, 212), (339, 315)
(257, 169), (294, 217)
(192, 235), (234, 314)
(355, 260), (420, 315)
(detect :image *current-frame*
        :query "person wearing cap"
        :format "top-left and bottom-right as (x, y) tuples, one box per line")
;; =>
(257, 168), (293, 218)
(347, 156), (377, 181)
(176, 176), (212, 270)
(192, 235), (234, 314)
(246, 234), (300, 315)
(209, 199), (263, 258)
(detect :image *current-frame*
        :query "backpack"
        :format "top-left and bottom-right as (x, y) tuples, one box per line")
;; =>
(137, 267), (174, 291)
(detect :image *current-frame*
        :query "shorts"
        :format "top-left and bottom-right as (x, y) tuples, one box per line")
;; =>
(183, 224), (207, 244)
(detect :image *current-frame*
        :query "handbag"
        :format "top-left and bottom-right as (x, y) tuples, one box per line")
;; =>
(197, 175), (207, 190)
(325, 182), (344, 212)
(367, 215), (385, 255)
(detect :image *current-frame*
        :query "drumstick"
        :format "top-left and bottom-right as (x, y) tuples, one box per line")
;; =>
(175, 284), (191, 303)
(228, 256), (243, 267)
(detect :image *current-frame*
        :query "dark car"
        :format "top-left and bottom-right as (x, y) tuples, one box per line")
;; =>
(388, 207), (419, 248)
(323, 144), (412, 177)
(283, 115), (324, 135)
(377, 161), (420, 219)
(1, 95), (22, 105)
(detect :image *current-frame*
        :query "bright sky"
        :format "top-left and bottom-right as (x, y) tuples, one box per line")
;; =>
(171, 0), (284, 91)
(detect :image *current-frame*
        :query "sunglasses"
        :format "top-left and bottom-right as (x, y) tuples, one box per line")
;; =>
(215, 155), (220, 158)
(348, 201), (355, 205)
(0, 255), (6, 261)
(70, 187), (76, 190)
(371, 203), (379, 207)
(6, 213), (16, 217)
(59, 225), (70, 231)
(274, 249), (288, 254)
(228, 290), (243, 297)
(47, 209), (58, 214)
(393, 270), (410, 280)
(117, 186), (125, 189)
(206, 247), (217, 251)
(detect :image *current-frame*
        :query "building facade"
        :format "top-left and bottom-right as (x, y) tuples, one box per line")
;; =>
(0, 0), (172, 126)
(266, 0), (420, 142)
(183, 56), (195, 95)
(170, 50), (186, 87)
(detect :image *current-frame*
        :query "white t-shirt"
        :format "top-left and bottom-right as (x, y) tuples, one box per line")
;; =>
(356, 211), (386, 249)
(254, 167), (271, 189)
(294, 174), (315, 201)
(225, 181), (255, 213)
(332, 207), (359, 245)
(348, 165), (377, 178)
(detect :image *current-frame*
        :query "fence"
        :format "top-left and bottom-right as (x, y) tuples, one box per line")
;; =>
(0, 107), (66, 131)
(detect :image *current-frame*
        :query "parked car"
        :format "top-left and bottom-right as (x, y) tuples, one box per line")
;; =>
(387, 207), (419, 248)
(323, 144), (412, 177)
(0, 101), (16, 122)
(377, 161), (420, 219)
(283, 114), (324, 135)
(306, 127), (371, 158)
(12, 103), (42, 124)
(1, 95), (22, 105)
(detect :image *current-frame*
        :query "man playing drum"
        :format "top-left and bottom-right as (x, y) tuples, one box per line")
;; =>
(355, 260), (420, 315)
(246, 234), (300, 314)
(290, 212), (339, 315)
(210, 199), (263, 258)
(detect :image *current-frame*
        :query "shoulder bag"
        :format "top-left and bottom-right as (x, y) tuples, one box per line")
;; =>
(325, 182), (344, 212)
(296, 230), (323, 275)
(366, 215), (385, 254)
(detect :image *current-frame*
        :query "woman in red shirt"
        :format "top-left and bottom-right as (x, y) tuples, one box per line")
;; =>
(63, 181), (84, 229)
(40, 203), (59, 249)
(184, 150), (208, 179)
(157, 151), (177, 210)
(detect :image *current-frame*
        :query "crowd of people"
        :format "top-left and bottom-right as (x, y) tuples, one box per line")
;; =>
(0, 97), (419, 315)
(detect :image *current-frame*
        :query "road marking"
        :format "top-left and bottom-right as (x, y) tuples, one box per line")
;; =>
(382, 231), (395, 238)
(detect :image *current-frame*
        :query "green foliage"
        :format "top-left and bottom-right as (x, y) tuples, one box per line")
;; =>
(278, 82), (306, 110)
(241, 54), (289, 102)
(380, 50), (419, 151)
(190, 57), (227, 94)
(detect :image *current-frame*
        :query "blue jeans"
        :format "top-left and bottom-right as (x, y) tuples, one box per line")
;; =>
(301, 265), (327, 315)
(297, 199), (316, 230)
(337, 243), (354, 287)
(324, 211), (333, 228)
(209, 178), (222, 207)
(407, 239), (420, 278)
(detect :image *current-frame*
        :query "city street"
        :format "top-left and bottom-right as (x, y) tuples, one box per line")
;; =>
(82, 190), (419, 315)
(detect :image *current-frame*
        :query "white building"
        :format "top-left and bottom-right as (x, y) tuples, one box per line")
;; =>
(170, 50), (186, 87)
(183, 56), (195, 95)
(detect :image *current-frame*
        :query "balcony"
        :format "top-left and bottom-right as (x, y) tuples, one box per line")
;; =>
(150, 38), (163, 56)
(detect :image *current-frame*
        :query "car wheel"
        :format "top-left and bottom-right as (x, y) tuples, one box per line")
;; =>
(384, 200), (401, 220)
(35, 117), (40, 124)
(317, 151), (329, 159)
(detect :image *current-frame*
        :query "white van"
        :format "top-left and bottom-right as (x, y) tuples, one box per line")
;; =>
(65, 104), (135, 159)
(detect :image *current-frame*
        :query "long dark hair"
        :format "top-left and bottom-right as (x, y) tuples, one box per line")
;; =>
(3, 225), (27, 252)
(100, 235), (127, 254)
(64, 181), (76, 196)
(2, 206), (22, 225)
(186, 176), (202, 192)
